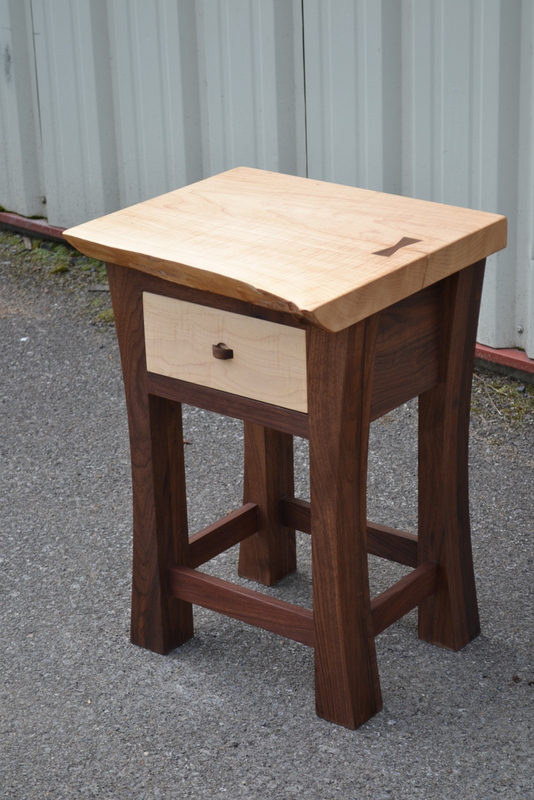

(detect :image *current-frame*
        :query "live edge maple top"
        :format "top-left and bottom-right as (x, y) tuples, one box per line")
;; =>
(63, 167), (507, 332)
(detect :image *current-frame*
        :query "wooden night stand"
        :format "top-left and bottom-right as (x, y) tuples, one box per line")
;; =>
(64, 168), (507, 729)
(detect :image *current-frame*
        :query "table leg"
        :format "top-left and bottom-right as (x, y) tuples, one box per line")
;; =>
(418, 260), (485, 650)
(238, 423), (296, 585)
(107, 263), (193, 654)
(307, 318), (382, 729)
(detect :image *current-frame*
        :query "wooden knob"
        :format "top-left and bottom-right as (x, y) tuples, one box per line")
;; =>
(212, 342), (234, 360)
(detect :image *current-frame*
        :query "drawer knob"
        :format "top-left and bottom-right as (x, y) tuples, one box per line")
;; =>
(212, 342), (234, 360)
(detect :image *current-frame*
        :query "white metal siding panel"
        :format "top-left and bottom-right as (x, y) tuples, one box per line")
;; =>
(108, 0), (306, 208)
(30, 0), (119, 228)
(303, 0), (533, 357)
(304, 0), (402, 193)
(193, 0), (306, 178)
(515, 0), (534, 358)
(475, 0), (522, 351)
(29, 0), (305, 226)
(107, 0), (201, 207)
(0, 0), (43, 216)
(400, 0), (520, 349)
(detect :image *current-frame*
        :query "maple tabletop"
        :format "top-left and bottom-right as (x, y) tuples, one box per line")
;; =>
(64, 167), (506, 332)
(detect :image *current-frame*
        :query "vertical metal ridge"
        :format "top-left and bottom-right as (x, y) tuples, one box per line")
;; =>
(301, 0), (308, 177)
(0, 0), (43, 216)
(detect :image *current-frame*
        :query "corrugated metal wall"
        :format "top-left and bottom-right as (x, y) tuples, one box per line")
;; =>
(0, 0), (44, 217)
(0, 0), (532, 357)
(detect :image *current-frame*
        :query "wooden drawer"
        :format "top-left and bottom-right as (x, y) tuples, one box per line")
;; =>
(143, 293), (308, 412)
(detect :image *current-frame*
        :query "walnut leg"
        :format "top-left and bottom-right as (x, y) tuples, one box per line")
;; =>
(418, 261), (485, 650)
(238, 423), (296, 586)
(307, 318), (382, 729)
(107, 263), (193, 654)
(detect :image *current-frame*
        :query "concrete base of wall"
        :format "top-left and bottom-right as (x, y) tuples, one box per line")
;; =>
(0, 211), (65, 242)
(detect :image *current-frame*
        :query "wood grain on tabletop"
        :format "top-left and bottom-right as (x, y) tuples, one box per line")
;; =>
(63, 168), (507, 332)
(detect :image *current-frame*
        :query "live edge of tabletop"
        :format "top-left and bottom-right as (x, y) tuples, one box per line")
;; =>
(63, 166), (506, 333)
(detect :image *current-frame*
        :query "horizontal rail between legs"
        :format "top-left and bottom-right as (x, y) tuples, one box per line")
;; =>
(188, 503), (259, 568)
(366, 523), (418, 569)
(167, 562), (438, 647)
(147, 373), (309, 438)
(371, 562), (439, 636)
(280, 497), (419, 568)
(167, 566), (315, 647)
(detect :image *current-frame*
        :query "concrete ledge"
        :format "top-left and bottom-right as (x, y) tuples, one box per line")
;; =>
(475, 343), (534, 384)
(0, 211), (65, 242)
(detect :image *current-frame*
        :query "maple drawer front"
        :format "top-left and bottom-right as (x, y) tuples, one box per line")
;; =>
(143, 293), (308, 412)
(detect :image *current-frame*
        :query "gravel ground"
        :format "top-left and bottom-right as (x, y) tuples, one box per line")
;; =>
(1, 231), (533, 799)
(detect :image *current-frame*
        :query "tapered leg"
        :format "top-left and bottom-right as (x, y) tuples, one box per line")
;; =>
(238, 423), (296, 586)
(418, 261), (485, 650)
(307, 317), (382, 729)
(107, 263), (193, 654)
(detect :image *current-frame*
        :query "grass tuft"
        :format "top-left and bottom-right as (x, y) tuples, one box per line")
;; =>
(95, 308), (115, 324)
